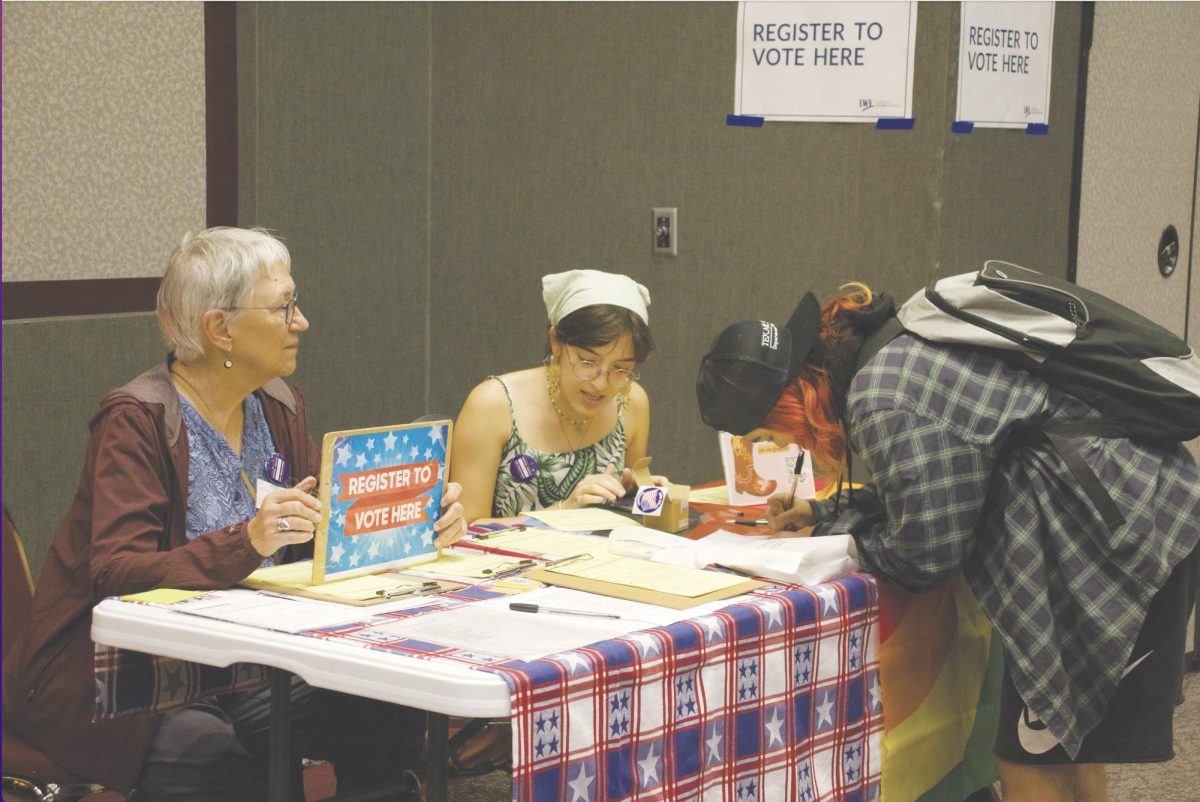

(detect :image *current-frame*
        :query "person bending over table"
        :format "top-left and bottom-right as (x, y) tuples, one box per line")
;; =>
(451, 269), (663, 523)
(695, 282), (1200, 802)
(3, 227), (466, 801)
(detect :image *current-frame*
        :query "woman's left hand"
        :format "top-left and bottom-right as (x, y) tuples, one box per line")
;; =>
(619, 468), (669, 492)
(434, 481), (467, 547)
(564, 465), (628, 508)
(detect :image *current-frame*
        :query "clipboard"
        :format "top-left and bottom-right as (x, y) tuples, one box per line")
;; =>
(242, 560), (463, 606)
(313, 420), (453, 584)
(523, 565), (765, 610)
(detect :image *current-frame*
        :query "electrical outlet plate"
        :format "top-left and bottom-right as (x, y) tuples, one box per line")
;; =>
(653, 207), (677, 256)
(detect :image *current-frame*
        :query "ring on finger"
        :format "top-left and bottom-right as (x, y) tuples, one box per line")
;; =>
(276, 517), (289, 532)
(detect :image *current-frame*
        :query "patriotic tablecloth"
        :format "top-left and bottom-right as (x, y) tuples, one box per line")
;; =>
(489, 574), (881, 802)
(96, 575), (882, 802)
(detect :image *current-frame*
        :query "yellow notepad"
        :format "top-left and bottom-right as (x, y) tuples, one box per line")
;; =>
(120, 588), (203, 605)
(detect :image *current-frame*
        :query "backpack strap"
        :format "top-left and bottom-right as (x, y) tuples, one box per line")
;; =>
(831, 313), (904, 514)
(854, 314), (905, 374)
(1040, 421), (1127, 532)
(1001, 421), (1126, 534)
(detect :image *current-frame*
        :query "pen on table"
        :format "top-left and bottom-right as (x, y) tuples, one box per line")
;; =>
(508, 602), (620, 620)
(375, 581), (440, 599)
(542, 553), (592, 570)
(482, 559), (536, 578)
(471, 525), (524, 540)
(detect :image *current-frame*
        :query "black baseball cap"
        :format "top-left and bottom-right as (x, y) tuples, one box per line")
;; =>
(696, 292), (821, 435)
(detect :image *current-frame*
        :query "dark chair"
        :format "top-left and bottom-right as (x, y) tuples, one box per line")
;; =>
(2, 508), (121, 802)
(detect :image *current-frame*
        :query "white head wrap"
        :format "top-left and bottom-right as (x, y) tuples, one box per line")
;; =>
(542, 269), (651, 326)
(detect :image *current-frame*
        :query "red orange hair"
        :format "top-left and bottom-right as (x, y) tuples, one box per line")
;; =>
(761, 282), (875, 490)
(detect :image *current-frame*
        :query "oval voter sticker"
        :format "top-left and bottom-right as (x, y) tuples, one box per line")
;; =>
(509, 454), (538, 483)
(634, 485), (666, 516)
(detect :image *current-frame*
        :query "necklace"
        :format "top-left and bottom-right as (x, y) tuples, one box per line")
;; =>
(171, 368), (228, 430)
(546, 363), (592, 435)
(171, 366), (255, 501)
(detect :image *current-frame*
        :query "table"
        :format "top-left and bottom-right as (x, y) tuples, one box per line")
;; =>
(92, 596), (511, 801)
(92, 571), (884, 801)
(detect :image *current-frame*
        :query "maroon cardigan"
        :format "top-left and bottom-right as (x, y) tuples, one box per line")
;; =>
(3, 362), (320, 792)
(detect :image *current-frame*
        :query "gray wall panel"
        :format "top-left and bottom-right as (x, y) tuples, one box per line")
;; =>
(938, 4), (1081, 279)
(239, 2), (432, 438)
(2, 316), (165, 574)
(428, 2), (1081, 484)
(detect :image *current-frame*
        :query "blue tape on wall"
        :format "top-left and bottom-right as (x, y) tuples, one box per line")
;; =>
(875, 117), (915, 130)
(1025, 123), (1049, 135)
(951, 121), (975, 134)
(726, 114), (765, 128)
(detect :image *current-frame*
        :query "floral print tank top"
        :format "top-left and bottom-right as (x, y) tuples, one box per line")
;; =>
(490, 376), (627, 518)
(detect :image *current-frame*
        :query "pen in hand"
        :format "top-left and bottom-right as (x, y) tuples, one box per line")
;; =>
(509, 602), (620, 619)
(785, 451), (807, 511)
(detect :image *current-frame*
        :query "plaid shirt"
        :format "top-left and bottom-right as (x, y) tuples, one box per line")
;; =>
(812, 333), (1200, 758)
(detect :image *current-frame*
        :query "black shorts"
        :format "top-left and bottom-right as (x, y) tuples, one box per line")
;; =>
(994, 544), (1200, 765)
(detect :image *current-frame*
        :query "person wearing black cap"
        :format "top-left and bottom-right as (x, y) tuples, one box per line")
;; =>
(696, 282), (1200, 802)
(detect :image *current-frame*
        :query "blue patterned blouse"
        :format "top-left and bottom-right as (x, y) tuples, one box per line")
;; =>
(180, 392), (278, 567)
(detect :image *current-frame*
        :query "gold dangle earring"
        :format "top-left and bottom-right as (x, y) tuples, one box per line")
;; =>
(545, 351), (563, 402)
(224, 348), (233, 369)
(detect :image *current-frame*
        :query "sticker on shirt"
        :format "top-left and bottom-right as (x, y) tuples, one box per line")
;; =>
(634, 485), (666, 516)
(509, 454), (538, 483)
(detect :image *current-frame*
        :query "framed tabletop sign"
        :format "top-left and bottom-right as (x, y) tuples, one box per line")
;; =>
(312, 420), (452, 583)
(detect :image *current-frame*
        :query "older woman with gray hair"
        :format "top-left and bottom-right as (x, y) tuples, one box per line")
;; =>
(4, 227), (464, 800)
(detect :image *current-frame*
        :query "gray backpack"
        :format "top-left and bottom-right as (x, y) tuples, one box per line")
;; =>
(894, 260), (1200, 530)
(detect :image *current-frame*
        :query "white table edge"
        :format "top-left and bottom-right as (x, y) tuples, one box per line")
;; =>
(91, 598), (513, 719)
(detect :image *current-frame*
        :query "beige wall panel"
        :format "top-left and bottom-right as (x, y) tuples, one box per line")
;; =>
(2, 2), (206, 280)
(1190, 145), (1199, 464)
(1076, 2), (1200, 334)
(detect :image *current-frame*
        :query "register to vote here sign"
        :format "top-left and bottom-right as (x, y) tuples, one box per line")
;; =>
(315, 421), (451, 582)
(734, 1), (917, 122)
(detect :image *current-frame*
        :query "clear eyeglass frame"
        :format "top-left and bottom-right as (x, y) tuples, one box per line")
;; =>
(226, 293), (300, 325)
(566, 351), (639, 387)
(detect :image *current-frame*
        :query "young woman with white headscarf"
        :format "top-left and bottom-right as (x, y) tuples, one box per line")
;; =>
(451, 269), (663, 523)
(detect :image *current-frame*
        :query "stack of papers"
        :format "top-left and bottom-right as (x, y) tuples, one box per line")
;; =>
(608, 525), (859, 586)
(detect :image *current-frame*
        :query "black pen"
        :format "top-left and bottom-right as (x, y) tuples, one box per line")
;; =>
(785, 451), (807, 511)
(509, 602), (620, 619)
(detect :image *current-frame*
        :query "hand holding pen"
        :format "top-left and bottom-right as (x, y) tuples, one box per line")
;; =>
(765, 452), (814, 535)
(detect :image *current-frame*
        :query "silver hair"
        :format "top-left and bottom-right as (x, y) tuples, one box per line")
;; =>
(157, 227), (291, 363)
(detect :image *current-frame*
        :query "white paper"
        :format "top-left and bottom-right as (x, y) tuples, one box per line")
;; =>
(367, 588), (692, 660)
(956, 2), (1055, 128)
(608, 525), (859, 586)
(735, 1), (918, 122)
(174, 589), (422, 634)
(696, 529), (859, 585)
